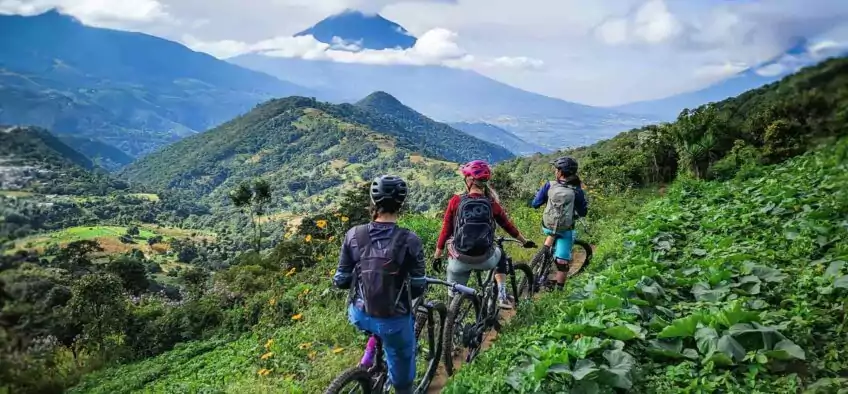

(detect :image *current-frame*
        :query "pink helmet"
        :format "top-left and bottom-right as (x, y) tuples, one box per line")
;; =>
(460, 160), (492, 181)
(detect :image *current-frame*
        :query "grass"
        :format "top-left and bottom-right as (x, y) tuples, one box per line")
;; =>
(127, 193), (160, 202)
(0, 190), (35, 197)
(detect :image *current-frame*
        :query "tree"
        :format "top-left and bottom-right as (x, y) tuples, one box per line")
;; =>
(106, 256), (150, 296)
(69, 273), (126, 350)
(125, 226), (140, 237)
(229, 179), (272, 251)
(53, 240), (102, 276)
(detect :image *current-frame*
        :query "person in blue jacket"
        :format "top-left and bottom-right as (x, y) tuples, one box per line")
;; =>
(530, 157), (588, 290)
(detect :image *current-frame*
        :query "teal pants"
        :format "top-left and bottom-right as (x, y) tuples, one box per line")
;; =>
(542, 227), (575, 261)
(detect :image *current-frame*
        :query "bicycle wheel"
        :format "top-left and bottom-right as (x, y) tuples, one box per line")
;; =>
(413, 301), (446, 393)
(510, 263), (534, 306)
(441, 293), (481, 377)
(530, 246), (553, 293)
(568, 240), (594, 277)
(324, 367), (375, 394)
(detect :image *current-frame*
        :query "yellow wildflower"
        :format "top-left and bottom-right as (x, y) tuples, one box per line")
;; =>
(328, 236), (336, 242)
(340, 216), (349, 223)
(298, 342), (312, 350)
(328, 269), (335, 276)
(258, 368), (269, 376)
(302, 288), (310, 296)
(286, 267), (296, 277)
(316, 220), (328, 229)
(308, 351), (317, 360)
(268, 298), (276, 306)
(264, 339), (274, 349)
(305, 234), (312, 243)
(261, 369), (272, 376)
(261, 351), (274, 360)
(333, 347), (345, 354)
(292, 313), (303, 321)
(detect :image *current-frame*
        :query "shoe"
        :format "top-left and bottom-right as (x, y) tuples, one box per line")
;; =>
(498, 294), (514, 310)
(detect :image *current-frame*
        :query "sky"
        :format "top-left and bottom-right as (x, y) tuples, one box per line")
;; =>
(1, 0), (847, 106)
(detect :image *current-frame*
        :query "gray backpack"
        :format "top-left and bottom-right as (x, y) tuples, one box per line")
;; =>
(542, 181), (576, 232)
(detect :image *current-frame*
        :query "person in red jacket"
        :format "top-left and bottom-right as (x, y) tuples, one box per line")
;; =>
(432, 160), (535, 309)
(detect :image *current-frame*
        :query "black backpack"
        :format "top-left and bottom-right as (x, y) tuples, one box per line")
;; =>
(451, 194), (495, 257)
(350, 225), (411, 317)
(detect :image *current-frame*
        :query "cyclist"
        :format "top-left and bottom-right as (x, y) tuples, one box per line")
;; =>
(433, 160), (535, 309)
(531, 156), (588, 290)
(333, 175), (426, 394)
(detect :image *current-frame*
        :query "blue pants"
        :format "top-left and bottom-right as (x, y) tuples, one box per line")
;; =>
(347, 304), (416, 392)
(542, 227), (575, 261)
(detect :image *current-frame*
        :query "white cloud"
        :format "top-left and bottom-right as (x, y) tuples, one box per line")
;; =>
(596, 18), (628, 45)
(754, 63), (787, 77)
(487, 56), (545, 69)
(694, 61), (749, 78)
(0, 0), (171, 25)
(593, 0), (682, 46)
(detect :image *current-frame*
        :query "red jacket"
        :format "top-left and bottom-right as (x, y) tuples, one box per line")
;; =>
(436, 193), (521, 251)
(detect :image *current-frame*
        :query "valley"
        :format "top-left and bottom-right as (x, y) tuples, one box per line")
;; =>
(0, 5), (846, 394)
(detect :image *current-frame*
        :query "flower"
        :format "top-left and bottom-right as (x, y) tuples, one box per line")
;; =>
(305, 234), (312, 243)
(328, 269), (335, 276)
(298, 342), (312, 350)
(285, 267), (296, 277)
(333, 347), (345, 354)
(258, 368), (271, 376)
(268, 298), (276, 306)
(292, 313), (303, 321)
(316, 220), (328, 229)
(328, 236), (336, 242)
(264, 339), (274, 349)
(308, 351), (317, 360)
(340, 216), (349, 223)
(301, 288), (310, 296)
(261, 351), (274, 360)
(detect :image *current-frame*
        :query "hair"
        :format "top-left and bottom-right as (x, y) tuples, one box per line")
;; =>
(469, 178), (500, 204)
(370, 199), (402, 220)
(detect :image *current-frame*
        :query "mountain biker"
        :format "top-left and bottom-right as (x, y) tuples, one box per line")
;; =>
(530, 156), (588, 290)
(433, 160), (535, 309)
(333, 175), (426, 394)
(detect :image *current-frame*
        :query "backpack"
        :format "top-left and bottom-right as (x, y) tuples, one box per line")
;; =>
(350, 225), (411, 317)
(542, 181), (577, 232)
(451, 194), (495, 257)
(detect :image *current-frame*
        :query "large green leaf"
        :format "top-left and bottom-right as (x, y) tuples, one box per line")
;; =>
(824, 261), (845, 279)
(743, 262), (787, 283)
(715, 302), (761, 327)
(647, 338), (685, 359)
(717, 334), (746, 363)
(600, 349), (634, 389)
(567, 336), (606, 359)
(834, 275), (848, 290)
(604, 324), (644, 341)
(635, 277), (666, 304)
(692, 282), (731, 302)
(695, 326), (718, 356)
(728, 322), (786, 351)
(658, 314), (703, 338)
(571, 359), (599, 380)
(764, 339), (806, 361)
(571, 380), (600, 394)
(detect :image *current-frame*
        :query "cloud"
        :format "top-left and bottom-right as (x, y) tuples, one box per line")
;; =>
(596, 19), (628, 45)
(594, 0), (682, 46)
(184, 27), (543, 71)
(694, 61), (749, 78)
(0, 0), (172, 25)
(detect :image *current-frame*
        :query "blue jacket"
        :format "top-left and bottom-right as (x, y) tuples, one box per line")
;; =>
(531, 181), (588, 218)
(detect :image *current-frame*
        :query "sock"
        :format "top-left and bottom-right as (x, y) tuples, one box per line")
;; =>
(360, 336), (377, 367)
(498, 283), (507, 298)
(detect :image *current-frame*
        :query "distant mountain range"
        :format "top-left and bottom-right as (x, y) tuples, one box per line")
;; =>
(231, 10), (654, 150)
(122, 92), (506, 211)
(448, 122), (549, 155)
(0, 10), (311, 157)
(615, 39), (848, 120)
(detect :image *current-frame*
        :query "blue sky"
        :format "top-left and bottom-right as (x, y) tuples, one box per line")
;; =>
(1, 0), (846, 106)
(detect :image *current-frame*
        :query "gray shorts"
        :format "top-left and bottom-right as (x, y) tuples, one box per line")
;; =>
(447, 247), (503, 286)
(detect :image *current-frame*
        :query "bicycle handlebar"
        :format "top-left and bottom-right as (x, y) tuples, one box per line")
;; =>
(425, 277), (477, 296)
(495, 236), (522, 245)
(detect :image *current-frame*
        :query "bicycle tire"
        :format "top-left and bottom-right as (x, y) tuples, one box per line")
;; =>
(324, 366), (375, 394)
(530, 246), (552, 293)
(510, 263), (534, 306)
(414, 302), (446, 394)
(568, 240), (594, 277)
(442, 293), (481, 377)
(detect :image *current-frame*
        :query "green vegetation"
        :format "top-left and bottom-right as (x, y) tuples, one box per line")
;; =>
(121, 94), (497, 213)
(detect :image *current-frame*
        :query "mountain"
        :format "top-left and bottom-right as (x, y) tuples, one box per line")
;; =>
(230, 12), (654, 150)
(57, 135), (135, 171)
(615, 40), (848, 120)
(354, 92), (514, 162)
(0, 126), (127, 195)
(122, 93), (512, 212)
(449, 122), (549, 156)
(0, 10), (311, 156)
(295, 9), (416, 50)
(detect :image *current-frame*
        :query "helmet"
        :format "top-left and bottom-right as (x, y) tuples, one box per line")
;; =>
(370, 175), (408, 205)
(460, 160), (492, 181)
(552, 156), (578, 175)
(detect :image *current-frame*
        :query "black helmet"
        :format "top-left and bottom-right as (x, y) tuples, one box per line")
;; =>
(370, 175), (408, 205)
(552, 156), (578, 175)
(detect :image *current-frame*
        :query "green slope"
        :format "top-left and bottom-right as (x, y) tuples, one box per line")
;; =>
(121, 93), (510, 212)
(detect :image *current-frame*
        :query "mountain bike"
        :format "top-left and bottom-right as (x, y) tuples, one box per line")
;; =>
(441, 237), (534, 376)
(526, 219), (593, 293)
(324, 278), (475, 394)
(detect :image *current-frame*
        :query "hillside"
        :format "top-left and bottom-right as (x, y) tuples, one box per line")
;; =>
(121, 93), (507, 212)
(0, 126), (127, 195)
(58, 135), (135, 171)
(449, 122), (549, 156)
(0, 10), (310, 156)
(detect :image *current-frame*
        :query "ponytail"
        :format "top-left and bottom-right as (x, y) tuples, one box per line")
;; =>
(472, 179), (500, 204)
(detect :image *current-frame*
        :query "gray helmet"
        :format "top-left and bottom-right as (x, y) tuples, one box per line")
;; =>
(370, 175), (408, 205)
(552, 156), (578, 175)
